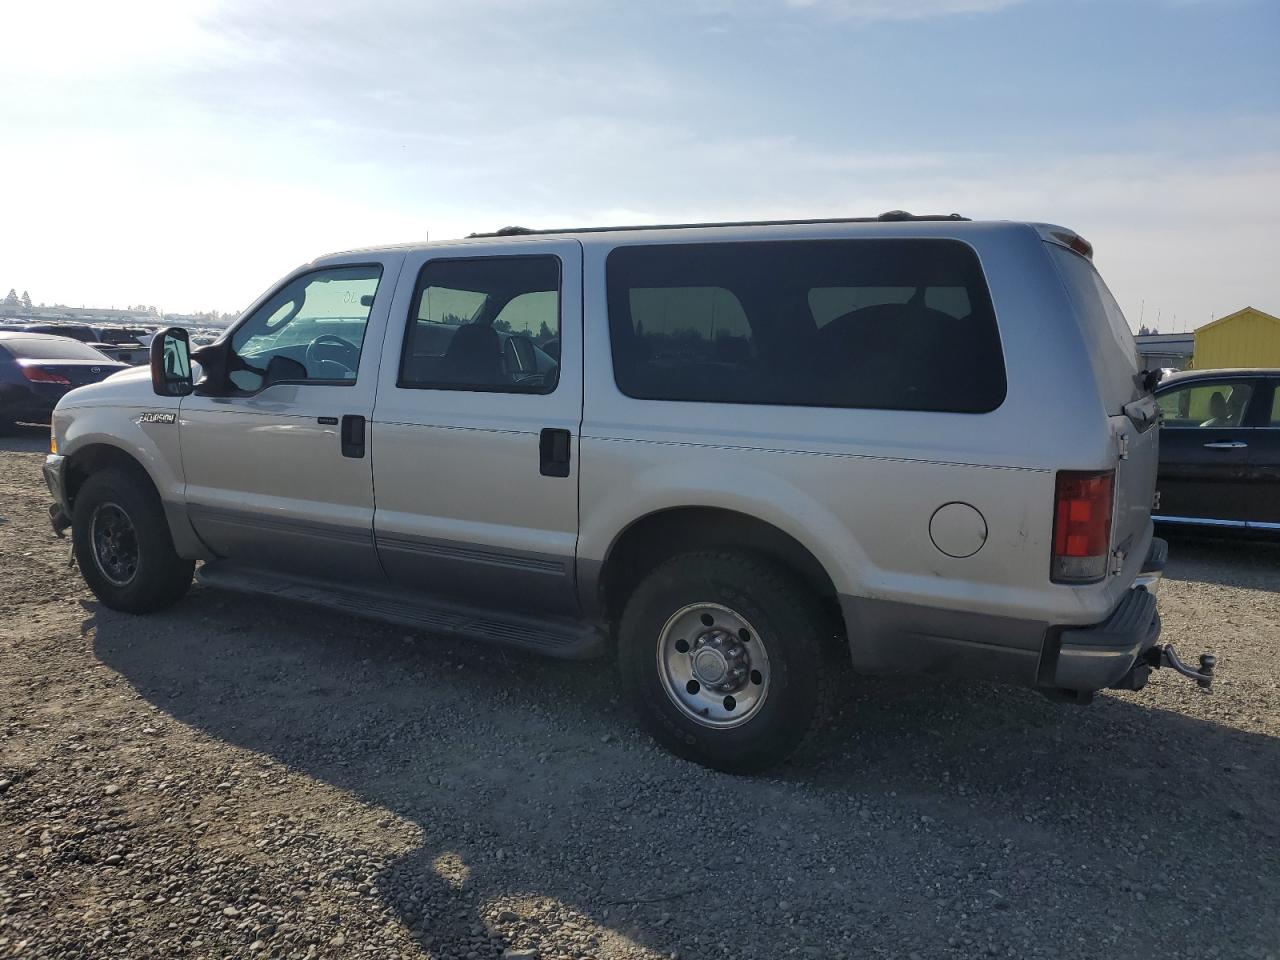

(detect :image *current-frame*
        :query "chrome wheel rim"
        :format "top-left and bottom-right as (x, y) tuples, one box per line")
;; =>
(656, 602), (770, 729)
(90, 502), (139, 587)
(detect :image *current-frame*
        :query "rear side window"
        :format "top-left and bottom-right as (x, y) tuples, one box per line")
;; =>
(399, 256), (561, 394)
(606, 239), (1005, 412)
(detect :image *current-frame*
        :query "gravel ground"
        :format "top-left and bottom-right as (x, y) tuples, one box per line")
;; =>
(1, 422), (1278, 960)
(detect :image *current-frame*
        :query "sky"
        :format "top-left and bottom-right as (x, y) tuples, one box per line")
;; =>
(1, 0), (1277, 330)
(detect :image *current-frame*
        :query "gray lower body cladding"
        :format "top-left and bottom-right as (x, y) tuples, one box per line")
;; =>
(840, 539), (1166, 693)
(839, 595), (1046, 685)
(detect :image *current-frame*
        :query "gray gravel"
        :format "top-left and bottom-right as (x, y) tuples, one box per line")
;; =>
(1, 423), (1278, 960)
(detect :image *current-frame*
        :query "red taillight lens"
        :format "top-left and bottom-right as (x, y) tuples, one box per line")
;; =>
(1052, 470), (1114, 583)
(20, 365), (71, 385)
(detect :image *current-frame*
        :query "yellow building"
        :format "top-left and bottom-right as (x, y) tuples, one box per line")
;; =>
(1191, 306), (1280, 369)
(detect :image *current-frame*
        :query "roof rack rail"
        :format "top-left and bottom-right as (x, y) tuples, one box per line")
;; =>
(466, 211), (969, 239)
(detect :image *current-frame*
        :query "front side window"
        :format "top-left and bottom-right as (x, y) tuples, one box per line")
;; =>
(399, 256), (560, 393)
(1158, 380), (1255, 428)
(228, 265), (383, 391)
(606, 239), (1006, 412)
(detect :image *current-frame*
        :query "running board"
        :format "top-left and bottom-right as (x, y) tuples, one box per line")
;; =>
(196, 561), (607, 659)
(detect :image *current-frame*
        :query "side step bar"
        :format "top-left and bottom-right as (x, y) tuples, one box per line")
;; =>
(196, 561), (608, 659)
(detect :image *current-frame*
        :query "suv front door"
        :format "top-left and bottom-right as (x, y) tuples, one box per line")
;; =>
(180, 255), (403, 580)
(371, 240), (582, 615)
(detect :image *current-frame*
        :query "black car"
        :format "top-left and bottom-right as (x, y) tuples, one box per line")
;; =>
(0, 332), (128, 430)
(1154, 368), (1280, 531)
(19, 323), (146, 366)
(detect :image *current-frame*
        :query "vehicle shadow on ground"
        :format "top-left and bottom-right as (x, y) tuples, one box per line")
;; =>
(88, 584), (1280, 959)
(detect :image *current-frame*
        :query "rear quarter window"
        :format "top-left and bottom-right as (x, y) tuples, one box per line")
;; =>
(606, 238), (1006, 413)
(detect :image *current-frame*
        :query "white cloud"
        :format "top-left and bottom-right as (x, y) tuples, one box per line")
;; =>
(783, 0), (1021, 19)
(0, 0), (1274, 330)
(2, 1), (239, 78)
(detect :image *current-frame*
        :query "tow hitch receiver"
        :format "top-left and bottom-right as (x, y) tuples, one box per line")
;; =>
(1144, 644), (1215, 690)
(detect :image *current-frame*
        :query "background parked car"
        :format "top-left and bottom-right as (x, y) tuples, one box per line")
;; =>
(19, 323), (147, 366)
(0, 332), (128, 430)
(1154, 368), (1280, 531)
(91, 326), (152, 363)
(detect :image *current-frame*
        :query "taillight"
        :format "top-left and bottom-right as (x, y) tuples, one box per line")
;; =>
(1052, 470), (1114, 583)
(20, 366), (71, 385)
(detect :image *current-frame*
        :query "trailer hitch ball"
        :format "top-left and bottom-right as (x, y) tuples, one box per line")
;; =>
(1144, 644), (1215, 690)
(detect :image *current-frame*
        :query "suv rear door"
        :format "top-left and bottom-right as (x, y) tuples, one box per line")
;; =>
(1246, 376), (1280, 526)
(1154, 375), (1261, 524)
(371, 239), (583, 616)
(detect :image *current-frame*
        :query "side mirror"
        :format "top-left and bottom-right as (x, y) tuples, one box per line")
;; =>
(150, 327), (193, 397)
(541, 337), (561, 362)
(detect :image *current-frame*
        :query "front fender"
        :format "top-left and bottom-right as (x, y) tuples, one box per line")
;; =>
(54, 401), (214, 560)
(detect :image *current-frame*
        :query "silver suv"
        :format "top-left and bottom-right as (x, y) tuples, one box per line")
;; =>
(43, 213), (1213, 771)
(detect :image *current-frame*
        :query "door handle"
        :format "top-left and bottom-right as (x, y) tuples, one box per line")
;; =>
(539, 427), (571, 478)
(1202, 441), (1247, 450)
(340, 415), (366, 458)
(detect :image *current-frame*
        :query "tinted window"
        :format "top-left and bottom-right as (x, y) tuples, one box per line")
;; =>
(24, 325), (98, 342)
(229, 265), (382, 391)
(1158, 380), (1255, 428)
(2, 337), (113, 361)
(606, 239), (1005, 412)
(399, 256), (560, 394)
(1269, 385), (1280, 427)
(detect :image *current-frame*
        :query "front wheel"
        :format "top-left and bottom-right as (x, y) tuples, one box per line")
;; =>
(618, 551), (835, 773)
(72, 467), (195, 613)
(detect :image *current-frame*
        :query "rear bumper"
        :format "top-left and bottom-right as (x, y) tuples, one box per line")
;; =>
(0, 385), (60, 420)
(1043, 537), (1167, 692)
(1047, 586), (1161, 691)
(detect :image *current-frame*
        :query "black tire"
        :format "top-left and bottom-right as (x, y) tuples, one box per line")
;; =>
(72, 467), (194, 613)
(618, 551), (835, 773)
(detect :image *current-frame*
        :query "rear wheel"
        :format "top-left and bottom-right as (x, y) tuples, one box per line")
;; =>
(72, 467), (194, 613)
(618, 551), (834, 772)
